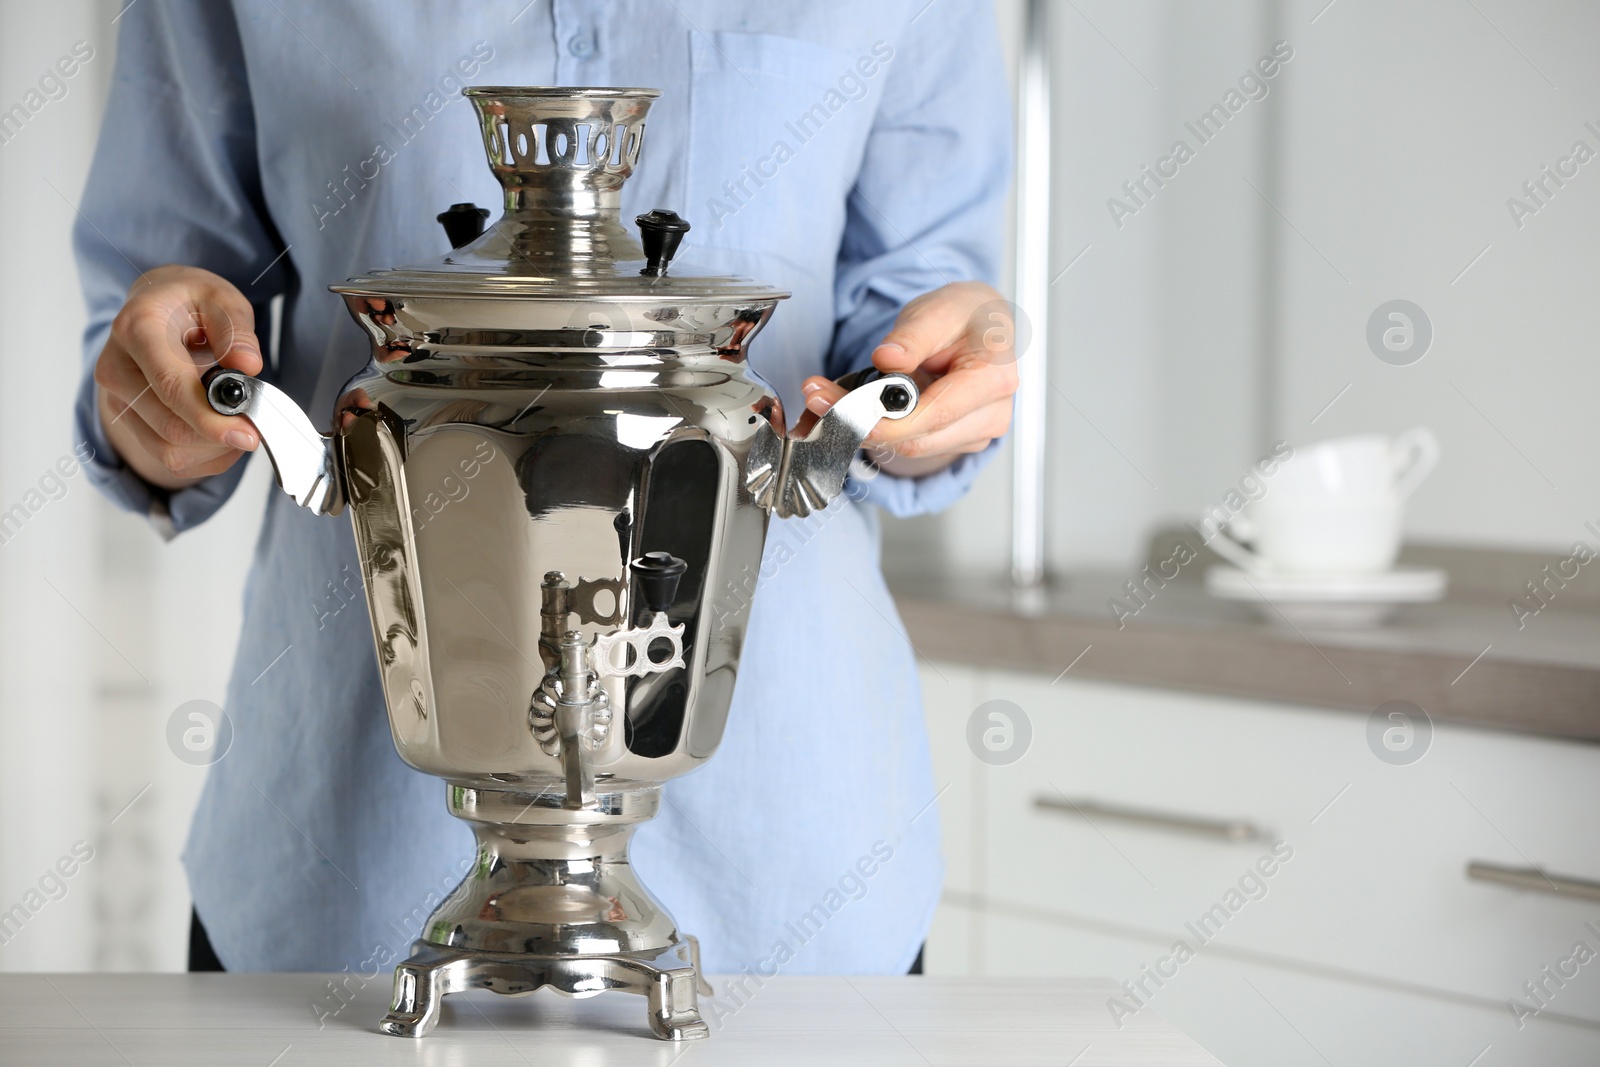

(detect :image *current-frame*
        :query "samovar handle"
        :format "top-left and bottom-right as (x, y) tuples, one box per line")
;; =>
(202, 367), (345, 516)
(745, 370), (919, 519)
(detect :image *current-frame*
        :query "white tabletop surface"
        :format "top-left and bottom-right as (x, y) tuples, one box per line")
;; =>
(0, 973), (1224, 1066)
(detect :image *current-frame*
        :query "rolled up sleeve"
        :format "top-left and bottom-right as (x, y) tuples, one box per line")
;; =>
(828, 2), (1012, 518)
(72, 0), (289, 535)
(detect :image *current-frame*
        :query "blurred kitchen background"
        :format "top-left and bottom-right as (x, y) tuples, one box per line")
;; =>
(4, 1), (1600, 1063)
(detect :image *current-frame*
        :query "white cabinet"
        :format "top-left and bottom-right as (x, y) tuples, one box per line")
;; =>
(922, 662), (1600, 1061)
(965, 906), (1600, 1067)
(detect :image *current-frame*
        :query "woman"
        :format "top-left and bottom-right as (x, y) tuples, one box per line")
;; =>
(75, 0), (1014, 977)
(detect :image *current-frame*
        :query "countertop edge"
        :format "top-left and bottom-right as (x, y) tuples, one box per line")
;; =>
(893, 593), (1600, 744)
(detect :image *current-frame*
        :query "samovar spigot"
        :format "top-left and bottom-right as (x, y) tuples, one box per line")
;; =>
(553, 630), (603, 809)
(533, 552), (688, 810)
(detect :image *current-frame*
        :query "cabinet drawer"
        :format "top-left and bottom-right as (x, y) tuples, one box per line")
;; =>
(964, 906), (1600, 1067)
(923, 665), (1600, 1019)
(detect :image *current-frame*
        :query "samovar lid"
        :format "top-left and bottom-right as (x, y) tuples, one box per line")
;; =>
(331, 87), (788, 304)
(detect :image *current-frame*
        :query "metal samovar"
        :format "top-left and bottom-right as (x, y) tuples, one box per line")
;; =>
(202, 87), (916, 1040)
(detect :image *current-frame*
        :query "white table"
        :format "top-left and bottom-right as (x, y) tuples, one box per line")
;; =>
(0, 973), (1224, 1065)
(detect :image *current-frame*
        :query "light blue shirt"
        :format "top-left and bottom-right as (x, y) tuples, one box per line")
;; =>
(73, 0), (1009, 976)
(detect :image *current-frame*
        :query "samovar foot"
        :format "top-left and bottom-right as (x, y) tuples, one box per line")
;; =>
(623, 951), (710, 1041)
(377, 939), (709, 1041)
(378, 941), (462, 1037)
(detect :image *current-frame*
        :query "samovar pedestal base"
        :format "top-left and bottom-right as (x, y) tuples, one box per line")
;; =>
(378, 782), (710, 1040)
(380, 936), (710, 1040)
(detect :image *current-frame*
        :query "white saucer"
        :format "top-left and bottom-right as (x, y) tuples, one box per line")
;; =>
(1204, 565), (1448, 628)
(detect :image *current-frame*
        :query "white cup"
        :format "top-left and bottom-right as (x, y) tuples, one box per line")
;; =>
(1270, 429), (1439, 500)
(1207, 428), (1439, 575)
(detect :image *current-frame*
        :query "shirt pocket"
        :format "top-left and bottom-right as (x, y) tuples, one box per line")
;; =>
(687, 31), (879, 261)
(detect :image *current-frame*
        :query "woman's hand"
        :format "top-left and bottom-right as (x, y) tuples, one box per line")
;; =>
(94, 265), (262, 491)
(801, 280), (1018, 477)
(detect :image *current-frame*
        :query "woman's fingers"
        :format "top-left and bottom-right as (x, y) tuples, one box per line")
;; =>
(869, 397), (1013, 462)
(796, 281), (1019, 468)
(95, 265), (266, 490)
(864, 357), (1016, 446)
(115, 272), (262, 448)
(100, 391), (242, 480)
(802, 377), (847, 415)
(800, 359), (1015, 458)
(869, 279), (1003, 376)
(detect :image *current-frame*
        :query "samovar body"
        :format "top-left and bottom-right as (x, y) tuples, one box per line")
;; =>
(203, 87), (915, 1040)
(336, 293), (774, 787)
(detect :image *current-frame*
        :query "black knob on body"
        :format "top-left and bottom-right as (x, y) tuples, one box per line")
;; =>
(437, 202), (490, 249)
(635, 209), (690, 276)
(630, 551), (687, 614)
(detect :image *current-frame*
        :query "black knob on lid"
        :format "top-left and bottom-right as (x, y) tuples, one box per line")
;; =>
(630, 551), (687, 614)
(636, 209), (690, 276)
(437, 202), (490, 249)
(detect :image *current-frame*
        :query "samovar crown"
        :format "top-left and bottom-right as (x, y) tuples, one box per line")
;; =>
(465, 86), (659, 206)
(332, 86), (782, 298)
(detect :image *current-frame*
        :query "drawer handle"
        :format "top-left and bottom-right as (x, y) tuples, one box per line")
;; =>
(1466, 861), (1600, 901)
(1034, 795), (1266, 842)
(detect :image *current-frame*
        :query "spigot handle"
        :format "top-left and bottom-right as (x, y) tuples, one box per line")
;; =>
(203, 367), (344, 515)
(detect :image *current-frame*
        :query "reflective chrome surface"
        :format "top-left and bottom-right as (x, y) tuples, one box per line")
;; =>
(205, 86), (916, 1041)
(748, 372), (914, 519)
(379, 785), (711, 1040)
(204, 370), (343, 515)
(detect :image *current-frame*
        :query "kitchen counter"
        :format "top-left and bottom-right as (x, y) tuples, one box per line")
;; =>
(0, 973), (1220, 1066)
(889, 539), (1600, 742)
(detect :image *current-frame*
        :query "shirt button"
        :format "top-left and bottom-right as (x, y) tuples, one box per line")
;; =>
(568, 31), (596, 58)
